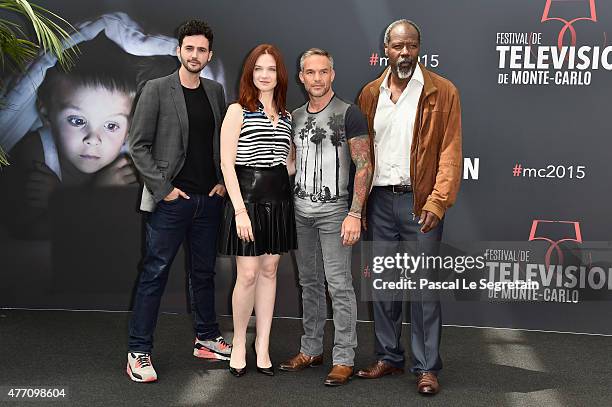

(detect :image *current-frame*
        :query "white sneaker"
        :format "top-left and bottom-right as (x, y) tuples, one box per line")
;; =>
(126, 352), (157, 383)
(193, 336), (232, 360)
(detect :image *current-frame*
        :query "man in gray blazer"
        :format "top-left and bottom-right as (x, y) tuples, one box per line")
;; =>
(126, 20), (231, 383)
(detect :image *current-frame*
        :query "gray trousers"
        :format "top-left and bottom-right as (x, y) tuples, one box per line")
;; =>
(367, 187), (444, 374)
(294, 210), (358, 366)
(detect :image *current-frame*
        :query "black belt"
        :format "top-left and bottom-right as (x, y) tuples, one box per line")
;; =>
(377, 185), (413, 194)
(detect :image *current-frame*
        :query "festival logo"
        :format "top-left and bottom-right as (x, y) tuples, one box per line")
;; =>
(496, 0), (608, 86)
(528, 219), (582, 268)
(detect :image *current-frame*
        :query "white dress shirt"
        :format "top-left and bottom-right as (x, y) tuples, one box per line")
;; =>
(372, 64), (424, 186)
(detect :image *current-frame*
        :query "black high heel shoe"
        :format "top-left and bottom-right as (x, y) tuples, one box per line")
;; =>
(229, 347), (247, 377)
(229, 365), (247, 377)
(252, 341), (274, 376)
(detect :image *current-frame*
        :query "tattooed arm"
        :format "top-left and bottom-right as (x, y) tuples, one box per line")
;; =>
(348, 135), (373, 216)
(340, 134), (373, 246)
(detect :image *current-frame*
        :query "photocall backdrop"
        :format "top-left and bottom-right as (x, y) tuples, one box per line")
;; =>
(2, 0), (611, 335)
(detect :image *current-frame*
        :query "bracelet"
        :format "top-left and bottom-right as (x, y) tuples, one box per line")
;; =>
(347, 212), (362, 219)
(234, 208), (247, 217)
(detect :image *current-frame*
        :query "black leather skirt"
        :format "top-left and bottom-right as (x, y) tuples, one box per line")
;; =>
(218, 165), (297, 256)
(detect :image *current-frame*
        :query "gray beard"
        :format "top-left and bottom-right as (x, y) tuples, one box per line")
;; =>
(396, 56), (414, 79)
(397, 65), (414, 79)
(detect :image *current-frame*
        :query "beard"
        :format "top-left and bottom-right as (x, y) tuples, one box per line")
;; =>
(179, 55), (205, 74)
(395, 56), (414, 79)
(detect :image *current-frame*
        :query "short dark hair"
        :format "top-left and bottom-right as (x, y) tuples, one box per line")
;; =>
(177, 20), (214, 50)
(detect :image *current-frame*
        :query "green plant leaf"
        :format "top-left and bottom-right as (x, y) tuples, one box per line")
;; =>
(0, 0), (81, 165)
(0, 0), (79, 71)
(0, 146), (9, 166)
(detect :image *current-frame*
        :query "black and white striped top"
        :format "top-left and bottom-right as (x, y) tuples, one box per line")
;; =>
(235, 104), (292, 167)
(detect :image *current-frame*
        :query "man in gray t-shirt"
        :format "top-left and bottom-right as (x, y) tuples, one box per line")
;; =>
(280, 48), (373, 386)
(292, 96), (366, 215)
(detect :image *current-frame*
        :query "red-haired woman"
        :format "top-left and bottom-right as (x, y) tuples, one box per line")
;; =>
(218, 44), (297, 377)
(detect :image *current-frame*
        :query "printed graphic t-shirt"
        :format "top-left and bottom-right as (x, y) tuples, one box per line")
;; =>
(292, 95), (368, 216)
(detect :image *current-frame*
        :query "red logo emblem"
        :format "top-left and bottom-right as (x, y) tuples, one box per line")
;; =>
(541, 0), (597, 48)
(528, 219), (582, 267)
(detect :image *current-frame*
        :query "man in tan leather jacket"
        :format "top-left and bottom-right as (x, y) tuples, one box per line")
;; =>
(355, 19), (462, 396)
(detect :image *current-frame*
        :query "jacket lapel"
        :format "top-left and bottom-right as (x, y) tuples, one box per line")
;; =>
(200, 78), (223, 182)
(417, 63), (438, 135)
(170, 70), (189, 149)
(419, 63), (438, 103)
(368, 67), (387, 100)
(200, 78), (221, 129)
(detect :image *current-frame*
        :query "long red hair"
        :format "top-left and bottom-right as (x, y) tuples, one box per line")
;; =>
(238, 44), (288, 115)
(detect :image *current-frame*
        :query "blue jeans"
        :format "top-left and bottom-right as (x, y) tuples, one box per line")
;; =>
(367, 187), (444, 374)
(128, 193), (223, 353)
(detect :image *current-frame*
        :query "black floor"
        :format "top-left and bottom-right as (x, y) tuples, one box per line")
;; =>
(1, 310), (611, 406)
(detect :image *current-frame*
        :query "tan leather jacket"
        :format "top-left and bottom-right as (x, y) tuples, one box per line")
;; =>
(357, 63), (462, 220)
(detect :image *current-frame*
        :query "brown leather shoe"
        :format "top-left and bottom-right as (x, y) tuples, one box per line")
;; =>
(417, 372), (440, 395)
(356, 360), (404, 379)
(324, 365), (353, 386)
(278, 352), (323, 372)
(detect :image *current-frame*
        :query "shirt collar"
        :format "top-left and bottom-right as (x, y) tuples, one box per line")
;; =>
(379, 63), (424, 91)
(256, 100), (283, 115)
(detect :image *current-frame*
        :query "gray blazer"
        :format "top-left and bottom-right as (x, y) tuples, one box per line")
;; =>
(128, 70), (226, 212)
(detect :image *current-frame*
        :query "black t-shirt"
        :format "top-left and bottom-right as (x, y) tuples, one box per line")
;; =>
(172, 84), (217, 194)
